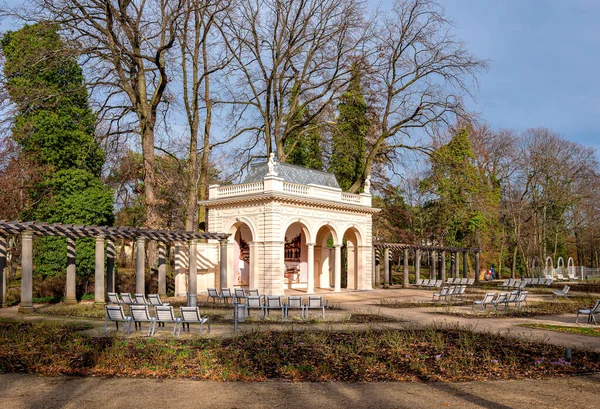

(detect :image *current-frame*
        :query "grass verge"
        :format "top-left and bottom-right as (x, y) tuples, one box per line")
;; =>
(519, 324), (600, 337)
(377, 298), (476, 309)
(34, 303), (399, 324)
(431, 297), (599, 319)
(1, 319), (599, 382)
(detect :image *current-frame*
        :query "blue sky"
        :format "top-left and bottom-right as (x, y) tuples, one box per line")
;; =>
(2, 0), (598, 152)
(439, 0), (600, 151)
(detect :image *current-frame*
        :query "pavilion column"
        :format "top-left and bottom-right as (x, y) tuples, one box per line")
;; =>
(475, 251), (481, 283)
(106, 239), (115, 294)
(415, 249), (421, 282)
(319, 247), (330, 289)
(188, 239), (198, 307)
(431, 251), (437, 281)
(357, 246), (370, 290)
(463, 251), (468, 278)
(248, 242), (257, 289)
(158, 242), (166, 296)
(0, 236), (7, 308)
(441, 251), (447, 283)
(334, 244), (342, 292)
(306, 243), (315, 294)
(65, 238), (77, 304)
(136, 237), (146, 294)
(19, 230), (34, 313)
(219, 239), (228, 289)
(403, 248), (409, 288)
(94, 235), (105, 304)
(383, 247), (390, 288)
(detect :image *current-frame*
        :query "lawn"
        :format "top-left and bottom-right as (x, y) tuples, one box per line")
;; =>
(1, 319), (599, 382)
(519, 324), (600, 337)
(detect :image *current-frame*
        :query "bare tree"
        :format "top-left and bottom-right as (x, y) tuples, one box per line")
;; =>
(14, 0), (187, 262)
(354, 0), (487, 192)
(502, 128), (599, 276)
(178, 0), (230, 230)
(216, 0), (366, 162)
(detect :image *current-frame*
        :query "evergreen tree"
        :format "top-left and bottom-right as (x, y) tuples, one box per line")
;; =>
(329, 65), (368, 191)
(2, 23), (114, 281)
(283, 86), (323, 170)
(419, 127), (499, 247)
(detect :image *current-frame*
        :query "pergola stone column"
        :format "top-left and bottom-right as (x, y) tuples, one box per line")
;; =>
(158, 242), (166, 296)
(463, 251), (468, 278)
(440, 251), (446, 283)
(475, 251), (480, 283)
(94, 235), (105, 304)
(219, 239), (228, 289)
(136, 237), (146, 294)
(403, 248), (409, 288)
(19, 230), (34, 313)
(306, 243), (315, 294)
(188, 239), (198, 306)
(415, 249), (421, 282)
(0, 236), (7, 308)
(334, 244), (342, 292)
(106, 239), (115, 294)
(174, 242), (185, 296)
(383, 247), (390, 288)
(454, 252), (460, 278)
(431, 250), (437, 281)
(65, 238), (77, 304)
(372, 248), (377, 287)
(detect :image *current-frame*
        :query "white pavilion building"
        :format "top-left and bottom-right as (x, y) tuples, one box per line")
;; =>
(176, 158), (379, 296)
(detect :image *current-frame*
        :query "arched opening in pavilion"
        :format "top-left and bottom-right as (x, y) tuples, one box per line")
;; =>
(342, 227), (363, 290)
(229, 221), (255, 289)
(314, 224), (338, 290)
(282, 221), (311, 290)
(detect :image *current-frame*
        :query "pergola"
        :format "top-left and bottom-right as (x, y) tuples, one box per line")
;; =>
(0, 220), (229, 311)
(373, 243), (481, 288)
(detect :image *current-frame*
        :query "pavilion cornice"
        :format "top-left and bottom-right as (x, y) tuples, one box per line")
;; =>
(0, 220), (230, 241)
(374, 242), (480, 253)
(200, 192), (381, 214)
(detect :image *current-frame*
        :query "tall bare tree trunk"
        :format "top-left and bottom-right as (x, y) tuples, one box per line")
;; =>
(511, 245), (517, 279)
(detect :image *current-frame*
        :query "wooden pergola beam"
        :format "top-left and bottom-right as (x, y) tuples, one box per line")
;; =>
(373, 242), (480, 253)
(0, 220), (229, 242)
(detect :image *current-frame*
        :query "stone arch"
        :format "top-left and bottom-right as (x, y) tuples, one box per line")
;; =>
(226, 219), (256, 289)
(313, 223), (339, 290)
(314, 221), (340, 246)
(226, 217), (258, 242)
(282, 220), (312, 290)
(567, 257), (576, 279)
(281, 218), (312, 243)
(341, 226), (364, 290)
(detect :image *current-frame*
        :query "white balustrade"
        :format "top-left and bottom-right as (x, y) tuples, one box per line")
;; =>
(283, 182), (309, 195)
(217, 181), (264, 197)
(212, 179), (369, 207)
(341, 192), (361, 203)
